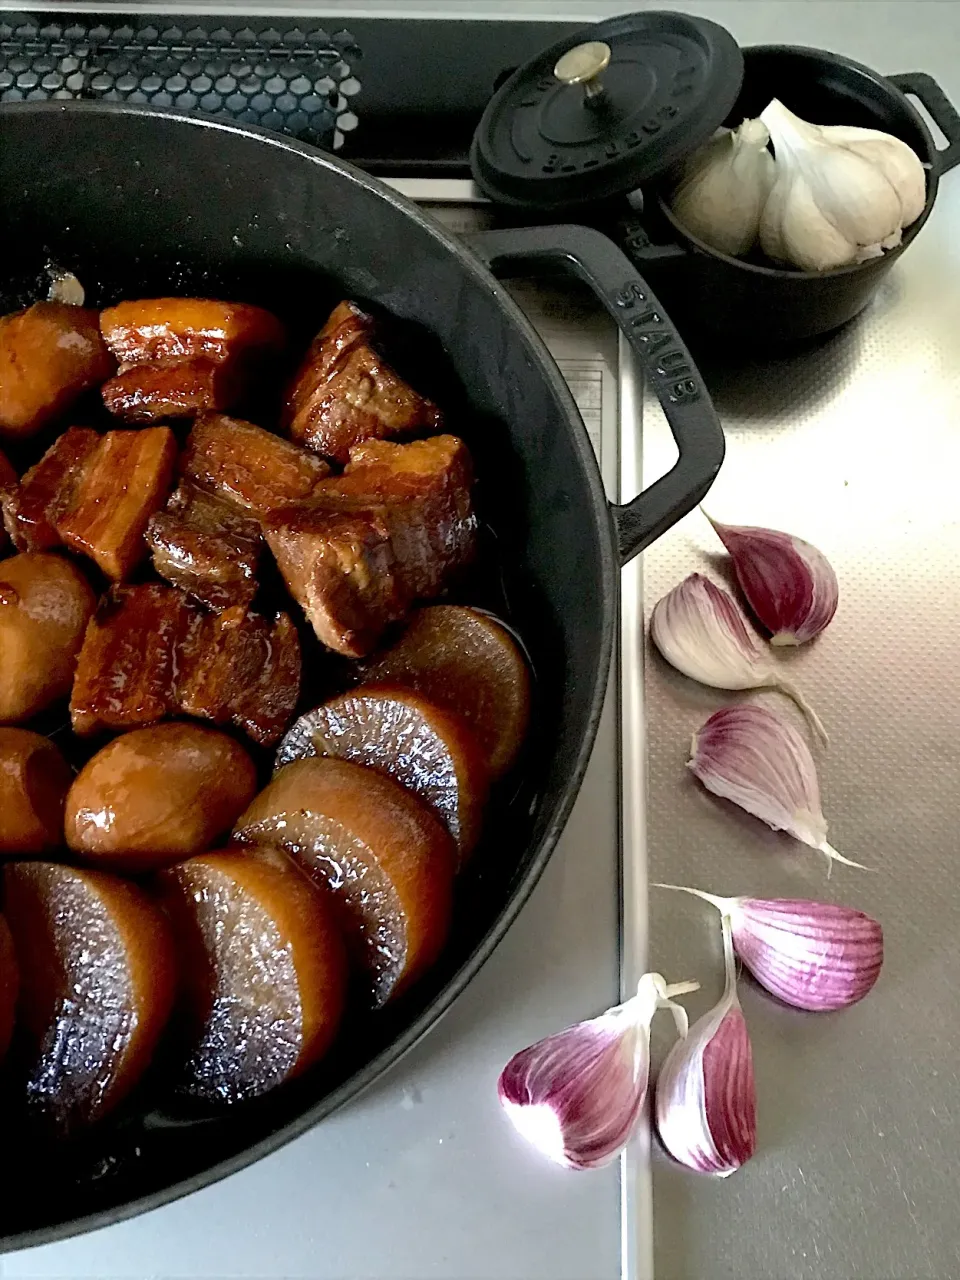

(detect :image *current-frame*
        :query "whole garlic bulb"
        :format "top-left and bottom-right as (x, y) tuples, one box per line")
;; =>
(669, 119), (775, 257)
(759, 99), (921, 271)
(818, 123), (926, 226)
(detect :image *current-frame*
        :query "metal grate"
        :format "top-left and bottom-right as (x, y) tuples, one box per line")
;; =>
(0, 15), (362, 149)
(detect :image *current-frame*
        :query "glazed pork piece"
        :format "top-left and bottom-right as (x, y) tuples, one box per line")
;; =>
(70, 584), (189, 736)
(101, 356), (246, 423)
(2, 426), (99, 553)
(69, 583), (300, 745)
(283, 300), (443, 463)
(59, 427), (177, 579)
(99, 299), (286, 424)
(3, 426), (176, 578)
(146, 483), (263, 611)
(100, 298), (286, 366)
(176, 604), (301, 747)
(181, 413), (330, 514)
(266, 506), (405, 659)
(264, 434), (477, 657)
(0, 303), (115, 440)
(320, 435), (476, 599)
(147, 414), (331, 608)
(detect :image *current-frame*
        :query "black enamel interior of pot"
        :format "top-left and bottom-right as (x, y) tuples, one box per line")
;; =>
(641, 46), (940, 346)
(0, 103), (615, 1249)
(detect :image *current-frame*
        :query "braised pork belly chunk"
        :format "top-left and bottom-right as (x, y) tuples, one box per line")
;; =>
(70, 584), (189, 737)
(265, 435), (477, 657)
(283, 300), (443, 463)
(1, 427), (99, 553)
(265, 506), (404, 659)
(146, 484), (262, 611)
(70, 584), (300, 745)
(101, 356), (246, 423)
(147, 414), (331, 607)
(100, 299), (285, 424)
(323, 435), (476, 599)
(3, 426), (175, 578)
(181, 413), (330, 514)
(59, 428), (177, 579)
(177, 605), (301, 746)
(0, 303), (115, 440)
(100, 298), (286, 366)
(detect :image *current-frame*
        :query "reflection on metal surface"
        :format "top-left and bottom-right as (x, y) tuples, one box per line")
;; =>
(643, 178), (960, 1278)
(618, 329), (653, 1280)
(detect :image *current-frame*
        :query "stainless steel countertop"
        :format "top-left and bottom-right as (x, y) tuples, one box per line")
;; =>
(641, 64), (960, 1280)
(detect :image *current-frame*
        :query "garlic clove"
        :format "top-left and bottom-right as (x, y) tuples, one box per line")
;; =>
(732, 897), (883, 1011)
(670, 120), (775, 257)
(655, 916), (756, 1175)
(688, 704), (865, 870)
(650, 574), (827, 743)
(759, 99), (907, 271)
(760, 165), (861, 271)
(655, 885), (884, 1012)
(819, 124), (926, 227)
(705, 515), (839, 645)
(498, 973), (697, 1171)
(46, 268), (85, 307)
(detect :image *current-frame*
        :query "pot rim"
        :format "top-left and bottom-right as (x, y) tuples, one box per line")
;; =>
(655, 40), (939, 281)
(0, 99), (618, 1251)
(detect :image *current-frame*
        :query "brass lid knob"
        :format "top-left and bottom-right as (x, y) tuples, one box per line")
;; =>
(553, 40), (611, 100)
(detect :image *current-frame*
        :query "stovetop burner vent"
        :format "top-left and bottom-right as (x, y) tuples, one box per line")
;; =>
(0, 15), (361, 149)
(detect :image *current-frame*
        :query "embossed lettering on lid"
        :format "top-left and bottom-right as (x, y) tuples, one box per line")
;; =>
(470, 10), (744, 211)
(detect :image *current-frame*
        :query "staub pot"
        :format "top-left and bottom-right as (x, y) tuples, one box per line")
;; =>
(0, 101), (723, 1249)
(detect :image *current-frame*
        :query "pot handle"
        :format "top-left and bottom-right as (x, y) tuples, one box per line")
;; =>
(466, 224), (724, 566)
(888, 72), (960, 174)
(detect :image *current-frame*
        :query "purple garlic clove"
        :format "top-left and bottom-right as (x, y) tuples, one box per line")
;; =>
(497, 973), (697, 1171)
(689, 703), (865, 871)
(655, 916), (757, 1175)
(655, 885), (884, 1012)
(707, 515), (839, 646)
(650, 574), (827, 744)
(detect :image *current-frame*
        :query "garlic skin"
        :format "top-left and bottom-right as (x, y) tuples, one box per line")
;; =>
(689, 704), (865, 870)
(706, 516), (839, 645)
(650, 574), (827, 743)
(760, 99), (906, 271)
(656, 885), (884, 1012)
(818, 123), (926, 227)
(498, 973), (696, 1171)
(655, 916), (756, 1175)
(670, 120), (775, 257)
(46, 268), (85, 307)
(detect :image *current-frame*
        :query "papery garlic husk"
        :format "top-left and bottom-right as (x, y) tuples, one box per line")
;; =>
(655, 916), (756, 1175)
(46, 267), (85, 307)
(498, 973), (698, 1171)
(669, 120), (775, 257)
(818, 123), (926, 227)
(760, 99), (905, 271)
(650, 574), (827, 743)
(689, 703), (866, 870)
(655, 885), (884, 1012)
(706, 515), (839, 645)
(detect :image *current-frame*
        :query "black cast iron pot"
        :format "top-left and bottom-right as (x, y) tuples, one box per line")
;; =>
(623, 46), (960, 347)
(0, 101), (723, 1250)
